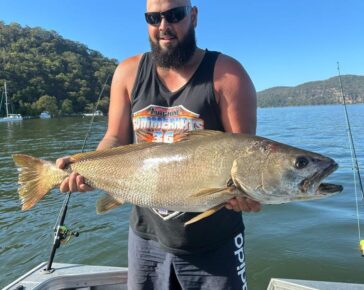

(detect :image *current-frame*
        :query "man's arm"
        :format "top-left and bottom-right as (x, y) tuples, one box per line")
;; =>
(214, 54), (261, 213)
(57, 55), (142, 192)
(97, 54), (143, 150)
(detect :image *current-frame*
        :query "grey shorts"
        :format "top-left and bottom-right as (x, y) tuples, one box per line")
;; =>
(127, 227), (248, 290)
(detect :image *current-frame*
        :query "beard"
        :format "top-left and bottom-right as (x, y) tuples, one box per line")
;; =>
(149, 25), (197, 69)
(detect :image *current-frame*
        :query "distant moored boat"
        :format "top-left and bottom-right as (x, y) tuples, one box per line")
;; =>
(83, 110), (104, 117)
(0, 82), (23, 122)
(39, 111), (51, 119)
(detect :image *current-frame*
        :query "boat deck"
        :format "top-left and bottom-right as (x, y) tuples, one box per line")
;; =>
(4, 262), (364, 290)
(268, 278), (364, 290)
(3, 262), (128, 290)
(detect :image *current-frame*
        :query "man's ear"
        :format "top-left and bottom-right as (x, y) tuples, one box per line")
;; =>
(191, 6), (198, 28)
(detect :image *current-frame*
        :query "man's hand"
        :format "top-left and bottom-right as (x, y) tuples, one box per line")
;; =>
(225, 197), (261, 212)
(56, 156), (93, 193)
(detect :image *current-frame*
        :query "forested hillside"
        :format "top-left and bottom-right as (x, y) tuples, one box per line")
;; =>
(0, 22), (117, 116)
(257, 75), (364, 107)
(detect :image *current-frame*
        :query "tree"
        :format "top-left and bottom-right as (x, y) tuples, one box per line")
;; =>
(84, 103), (95, 113)
(98, 97), (109, 113)
(61, 99), (73, 115)
(0, 22), (117, 116)
(34, 95), (58, 116)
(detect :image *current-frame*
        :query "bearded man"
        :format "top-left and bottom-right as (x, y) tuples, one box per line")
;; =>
(57, 0), (261, 289)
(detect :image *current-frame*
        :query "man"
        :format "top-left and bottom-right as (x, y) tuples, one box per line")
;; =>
(57, 0), (261, 289)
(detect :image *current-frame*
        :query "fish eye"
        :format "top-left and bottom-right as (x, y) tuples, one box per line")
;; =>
(295, 156), (309, 169)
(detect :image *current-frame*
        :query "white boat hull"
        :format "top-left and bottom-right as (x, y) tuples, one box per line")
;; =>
(5, 262), (364, 289)
(268, 278), (364, 290)
(0, 114), (23, 122)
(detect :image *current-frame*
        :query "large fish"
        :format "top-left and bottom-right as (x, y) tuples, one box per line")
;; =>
(12, 130), (343, 225)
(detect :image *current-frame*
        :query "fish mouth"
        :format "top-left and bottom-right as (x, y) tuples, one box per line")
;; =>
(317, 182), (343, 194)
(299, 162), (343, 195)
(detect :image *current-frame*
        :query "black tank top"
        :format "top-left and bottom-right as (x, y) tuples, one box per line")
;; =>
(130, 50), (244, 254)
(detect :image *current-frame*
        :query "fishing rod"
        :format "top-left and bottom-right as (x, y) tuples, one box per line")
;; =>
(336, 62), (364, 256)
(43, 75), (111, 273)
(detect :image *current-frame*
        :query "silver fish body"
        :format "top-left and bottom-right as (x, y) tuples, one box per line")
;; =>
(13, 130), (343, 217)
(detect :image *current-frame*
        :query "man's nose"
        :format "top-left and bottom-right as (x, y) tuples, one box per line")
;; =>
(159, 17), (171, 30)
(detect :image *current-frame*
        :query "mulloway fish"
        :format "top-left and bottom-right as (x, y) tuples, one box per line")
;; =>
(13, 130), (343, 225)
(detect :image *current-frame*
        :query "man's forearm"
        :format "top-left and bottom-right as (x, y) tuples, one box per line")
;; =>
(97, 136), (123, 151)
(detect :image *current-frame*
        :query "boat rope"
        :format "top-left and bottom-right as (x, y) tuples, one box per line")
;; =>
(44, 74), (111, 273)
(337, 62), (364, 255)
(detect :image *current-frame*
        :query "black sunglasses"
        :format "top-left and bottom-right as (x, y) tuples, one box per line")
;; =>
(145, 6), (191, 25)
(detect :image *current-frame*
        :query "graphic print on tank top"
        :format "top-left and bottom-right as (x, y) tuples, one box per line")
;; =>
(132, 104), (204, 220)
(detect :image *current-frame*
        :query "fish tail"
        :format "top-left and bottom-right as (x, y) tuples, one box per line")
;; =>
(12, 154), (68, 210)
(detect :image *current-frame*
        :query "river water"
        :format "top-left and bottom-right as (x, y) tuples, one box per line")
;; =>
(1, 104), (363, 289)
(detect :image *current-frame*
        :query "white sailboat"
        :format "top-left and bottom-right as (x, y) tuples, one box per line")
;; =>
(83, 109), (104, 117)
(0, 82), (23, 122)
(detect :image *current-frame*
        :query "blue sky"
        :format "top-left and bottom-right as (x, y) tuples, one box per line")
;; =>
(1, 0), (363, 91)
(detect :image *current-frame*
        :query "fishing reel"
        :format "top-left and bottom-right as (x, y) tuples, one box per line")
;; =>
(54, 225), (79, 245)
(360, 240), (364, 256)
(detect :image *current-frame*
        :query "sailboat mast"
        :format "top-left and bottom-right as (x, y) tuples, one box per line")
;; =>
(4, 81), (9, 117)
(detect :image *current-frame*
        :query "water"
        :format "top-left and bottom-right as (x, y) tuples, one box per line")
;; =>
(0, 105), (363, 289)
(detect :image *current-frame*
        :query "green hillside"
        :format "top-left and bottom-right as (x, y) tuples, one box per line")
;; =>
(257, 75), (364, 107)
(0, 22), (117, 117)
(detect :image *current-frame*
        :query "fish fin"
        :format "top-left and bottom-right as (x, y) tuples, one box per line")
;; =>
(96, 194), (124, 214)
(190, 185), (239, 197)
(187, 130), (224, 138)
(231, 159), (251, 195)
(71, 130), (223, 162)
(134, 129), (224, 143)
(176, 130), (224, 142)
(12, 154), (68, 210)
(70, 142), (162, 163)
(226, 178), (234, 187)
(190, 187), (229, 197)
(185, 204), (225, 226)
(171, 130), (223, 142)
